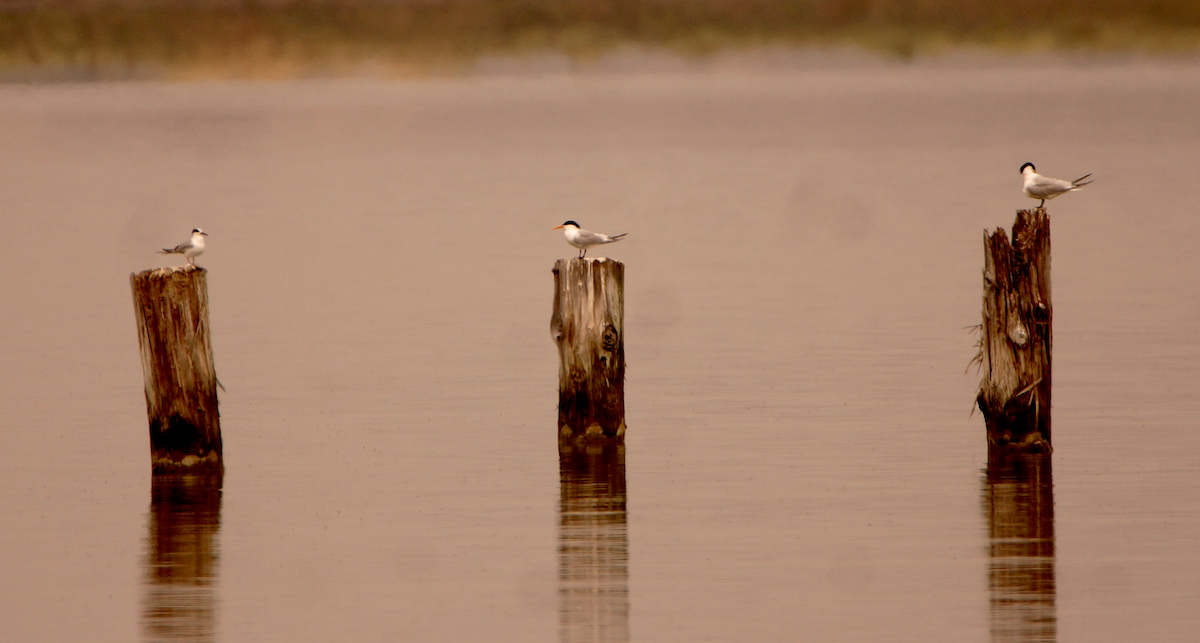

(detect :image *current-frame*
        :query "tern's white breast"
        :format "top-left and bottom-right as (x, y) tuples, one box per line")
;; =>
(564, 228), (586, 249)
(186, 235), (206, 257)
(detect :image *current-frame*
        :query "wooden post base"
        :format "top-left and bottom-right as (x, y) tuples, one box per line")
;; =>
(131, 265), (222, 471)
(551, 258), (625, 445)
(976, 209), (1052, 451)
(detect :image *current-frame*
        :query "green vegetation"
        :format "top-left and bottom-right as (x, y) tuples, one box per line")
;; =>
(3, 0), (1200, 79)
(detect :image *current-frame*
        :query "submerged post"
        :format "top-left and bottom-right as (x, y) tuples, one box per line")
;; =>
(551, 258), (625, 445)
(976, 208), (1051, 451)
(131, 265), (222, 471)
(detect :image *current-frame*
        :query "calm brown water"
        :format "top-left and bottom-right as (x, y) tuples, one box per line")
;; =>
(1, 54), (1198, 642)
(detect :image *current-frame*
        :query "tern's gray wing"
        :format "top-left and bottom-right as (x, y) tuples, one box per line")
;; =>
(160, 241), (192, 254)
(1026, 176), (1073, 198)
(574, 229), (608, 244)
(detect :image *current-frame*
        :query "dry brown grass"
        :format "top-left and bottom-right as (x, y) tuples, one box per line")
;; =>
(3, 0), (1200, 80)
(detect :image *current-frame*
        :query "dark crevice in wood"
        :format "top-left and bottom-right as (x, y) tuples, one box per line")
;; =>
(977, 209), (1052, 452)
(131, 265), (222, 472)
(551, 258), (625, 446)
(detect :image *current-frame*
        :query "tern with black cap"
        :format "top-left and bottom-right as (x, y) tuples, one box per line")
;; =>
(159, 228), (208, 266)
(1020, 163), (1092, 207)
(552, 221), (626, 258)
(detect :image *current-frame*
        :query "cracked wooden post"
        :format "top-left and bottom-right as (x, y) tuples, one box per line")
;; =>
(551, 258), (625, 446)
(131, 265), (222, 471)
(976, 208), (1051, 451)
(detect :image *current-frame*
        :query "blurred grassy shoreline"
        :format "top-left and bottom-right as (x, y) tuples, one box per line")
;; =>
(3, 0), (1200, 81)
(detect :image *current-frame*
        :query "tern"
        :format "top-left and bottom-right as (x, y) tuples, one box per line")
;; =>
(1021, 163), (1092, 207)
(159, 228), (208, 265)
(553, 221), (627, 258)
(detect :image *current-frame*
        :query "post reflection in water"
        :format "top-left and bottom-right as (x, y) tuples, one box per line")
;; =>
(982, 450), (1056, 643)
(558, 445), (630, 643)
(142, 471), (223, 643)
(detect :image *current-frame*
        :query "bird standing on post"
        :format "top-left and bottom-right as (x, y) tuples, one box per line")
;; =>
(1020, 163), (1092, 207)
(553, 221), (627, 258)
(159, 228), (208, 266)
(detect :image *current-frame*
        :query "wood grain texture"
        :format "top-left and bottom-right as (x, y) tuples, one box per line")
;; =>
(551, 258), (625, 445)
(131, 265), (222, 470)
(977, 209), (1051, 451)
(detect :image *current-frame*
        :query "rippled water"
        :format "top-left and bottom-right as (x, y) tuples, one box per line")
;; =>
(1, 54), (1198, 642)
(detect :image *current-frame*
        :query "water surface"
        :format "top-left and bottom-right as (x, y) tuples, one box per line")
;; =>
(0, 55), (1198, 642)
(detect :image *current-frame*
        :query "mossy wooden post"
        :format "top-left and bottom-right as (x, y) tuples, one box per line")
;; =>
(551, 258), (625, 445)
(977, 208), (1051, 451)
(131, 265), (222, 471)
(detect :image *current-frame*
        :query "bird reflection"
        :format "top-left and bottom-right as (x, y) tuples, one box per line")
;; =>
(982, 450), (1056, 643)
(558, 445), (629, 643)
(142, 471), (223, 643)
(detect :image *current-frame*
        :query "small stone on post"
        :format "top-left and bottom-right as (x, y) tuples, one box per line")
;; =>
(131, 265), (222, 471)
(976, 208), (1052, 451)
(551, 258), (625, 446)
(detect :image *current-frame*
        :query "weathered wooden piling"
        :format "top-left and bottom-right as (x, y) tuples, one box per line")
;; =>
(551, 258), (625, 445)
(131, 265), (222, 471)
(976, 208), (1051, 451)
